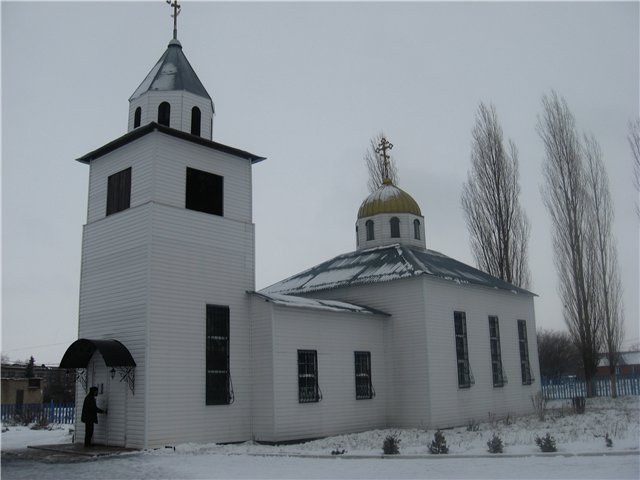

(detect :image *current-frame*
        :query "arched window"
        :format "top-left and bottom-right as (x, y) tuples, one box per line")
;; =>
(390, 217), (400, 238)
(414, 219), (421, 240)
(134, 107), (142, 128)
(355, 226), (359, 246)
(366, 220), (374, 241)
(158, 102), (171, 127)
(191, 106), (201, 136)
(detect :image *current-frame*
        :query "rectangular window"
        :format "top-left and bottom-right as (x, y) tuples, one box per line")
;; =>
(354, 351), (373, 400)
(518, 319), (533, 385)
(106, 167), (131, 216)
(186, 167), (223, 216)
(206, 305), (231, 405)
(454, 311), (472, 388)
(298, 350), (320, 403)
(489, 316), (505, 387)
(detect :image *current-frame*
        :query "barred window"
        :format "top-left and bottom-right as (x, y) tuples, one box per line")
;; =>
(454, 311), (472, 388)
(489, 316), (506, 387)
(354, 351), (373, 400)
(206, 305), (232, 405)
(106, 167), (131, 216)
(298, 350), (320, 403)
(518, 320), (533, 385)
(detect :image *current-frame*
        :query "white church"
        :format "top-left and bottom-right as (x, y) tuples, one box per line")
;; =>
(60, 15), (541, 450)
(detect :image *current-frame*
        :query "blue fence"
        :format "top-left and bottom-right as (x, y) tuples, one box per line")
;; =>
(1, 402), (75, 424)
(541, 376), (640, 400)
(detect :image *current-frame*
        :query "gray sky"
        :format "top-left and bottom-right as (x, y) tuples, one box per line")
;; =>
(2, 1), (638, 365)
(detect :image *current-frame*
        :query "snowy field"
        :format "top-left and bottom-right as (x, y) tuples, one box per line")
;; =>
(1, 396), (639, 479)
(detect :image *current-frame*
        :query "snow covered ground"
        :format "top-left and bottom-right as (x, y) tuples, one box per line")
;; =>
(1, 396), (639, 479)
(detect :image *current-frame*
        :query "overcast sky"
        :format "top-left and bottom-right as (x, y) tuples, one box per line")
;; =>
(2, 1), (638, 365)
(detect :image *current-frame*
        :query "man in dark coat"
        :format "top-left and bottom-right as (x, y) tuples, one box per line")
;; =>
(81, 386), (106, 447)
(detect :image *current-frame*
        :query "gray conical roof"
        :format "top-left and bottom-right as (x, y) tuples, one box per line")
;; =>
(129, 39), (211, 102)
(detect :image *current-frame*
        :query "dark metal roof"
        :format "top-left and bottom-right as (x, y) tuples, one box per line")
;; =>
(59, 339), (136, 368)
(76, 122), (266, 164)
(130, 39), (211, 102)
(261, 244), (535, 297)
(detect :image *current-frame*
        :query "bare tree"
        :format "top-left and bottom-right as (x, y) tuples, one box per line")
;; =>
(583, 134), (624, 397)
(536, 329), (581, 379)
(628, 119), (640, 217)
(365, 132), (398, 192)
(461, 102), (531, 288)
(538, 91), (601, 396)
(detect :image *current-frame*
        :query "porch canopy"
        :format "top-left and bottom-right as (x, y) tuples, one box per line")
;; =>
(60, 339), (136, 368)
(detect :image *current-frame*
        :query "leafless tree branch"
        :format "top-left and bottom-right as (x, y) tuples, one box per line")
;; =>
(461, 102), (531, 288)
(365, 132), (398, 192)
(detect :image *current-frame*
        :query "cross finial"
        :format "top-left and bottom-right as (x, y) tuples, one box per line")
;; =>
(375, 137), (394, 183)
(166, 0), (181, 40)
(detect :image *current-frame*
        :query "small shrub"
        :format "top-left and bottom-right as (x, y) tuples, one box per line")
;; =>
(30, 414), (50, 430)
(429, 429), (449, 454)
(487, 433), (504, 453)
(605, 434), (613, 448)
(383, 434), (400, 454)
(467, 419), (479, 432)
(572, 396), (586, 414)
(535, 433), (557, 452)
(331, 448), (346, 455)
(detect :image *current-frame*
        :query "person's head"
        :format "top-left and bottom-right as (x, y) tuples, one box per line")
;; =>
(89, 386), (99, 396)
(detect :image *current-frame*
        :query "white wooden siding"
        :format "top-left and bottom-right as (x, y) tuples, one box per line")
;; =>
(128, 91), (214, 139)
(356, 213), (426, 250)
(144, 203), (255, 447)
(249, 297), (275, 440)
(86, 132), (252, 225)
(421, 276), (539, 427)
(268, 304), (388, 442)
(307, 279), (430, 428)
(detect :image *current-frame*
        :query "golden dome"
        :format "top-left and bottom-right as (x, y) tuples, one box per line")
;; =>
(357, 181), (422, 219)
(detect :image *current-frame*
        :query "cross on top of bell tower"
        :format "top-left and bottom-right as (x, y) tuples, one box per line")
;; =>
(167, 0), (181, 40)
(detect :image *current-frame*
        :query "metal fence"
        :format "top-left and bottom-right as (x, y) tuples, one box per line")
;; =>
(541, 375), (640, 400)
(1, 402), (75, 424)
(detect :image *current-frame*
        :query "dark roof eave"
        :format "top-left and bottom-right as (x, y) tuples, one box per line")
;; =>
(76, 122), (265, 164)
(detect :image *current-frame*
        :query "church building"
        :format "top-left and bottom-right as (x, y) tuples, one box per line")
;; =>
(60, 10), (540, 449)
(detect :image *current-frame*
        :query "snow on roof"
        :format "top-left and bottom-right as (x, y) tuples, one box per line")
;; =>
(251, 292), (390, 316)
(598, 351), (640, 367)
(260, 244), (535, 296)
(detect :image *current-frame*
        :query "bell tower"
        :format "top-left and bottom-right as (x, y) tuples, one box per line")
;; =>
(65, 1), (265, 449)
(127, 0), (215, 139)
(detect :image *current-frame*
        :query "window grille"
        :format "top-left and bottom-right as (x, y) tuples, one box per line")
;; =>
(454, 311), (473, 388)
(489, 316), (507, 387)
(354, 351), (374, 399)
(206, 305), (233, 405)
(298, 350), (320, 403)
(518, 320), (533, 385)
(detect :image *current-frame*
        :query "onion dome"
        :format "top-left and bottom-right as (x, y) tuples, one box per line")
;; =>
(357, 179), (422, 219)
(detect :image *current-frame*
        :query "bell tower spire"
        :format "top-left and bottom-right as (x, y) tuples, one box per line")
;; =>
(128, 0), (216, 139)
(167, 0), (181, 40)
